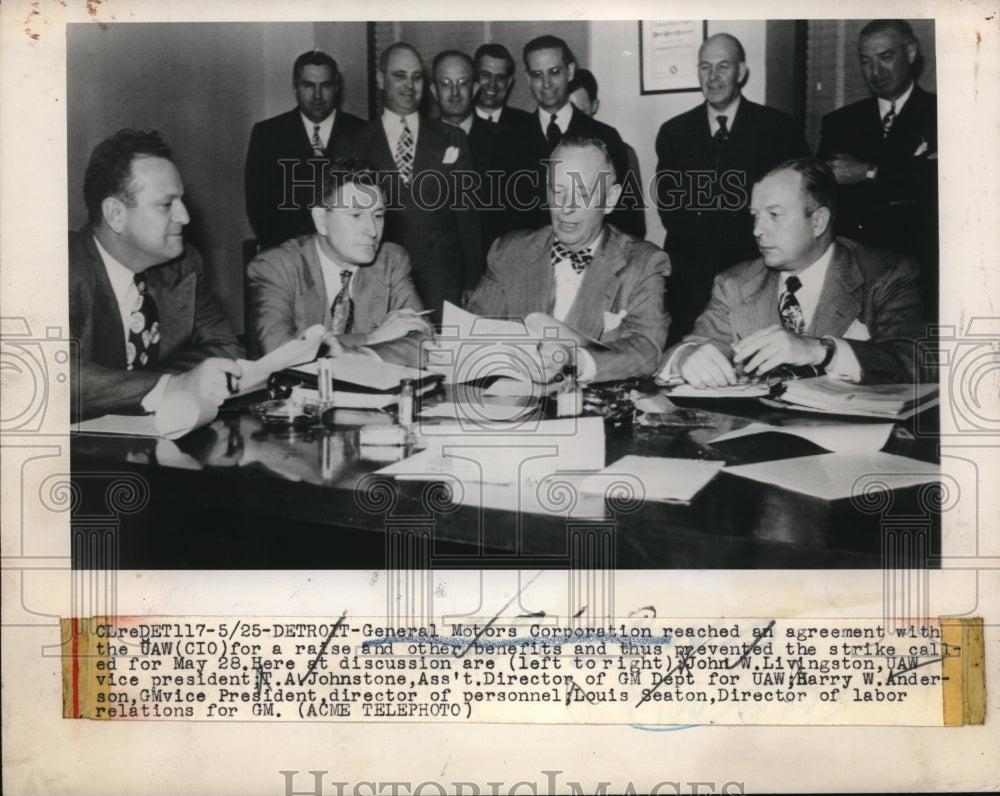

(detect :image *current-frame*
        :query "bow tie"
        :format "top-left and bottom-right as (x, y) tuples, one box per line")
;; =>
(551, 241), (593, 273)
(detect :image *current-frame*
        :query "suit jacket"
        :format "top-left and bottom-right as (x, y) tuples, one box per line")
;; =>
(247, 234), (425, 365)
(345, 116), (482, 323)
(69, 229), (242, 420)
(500, 104), (645, 239)
(663, 238), (929, 384)
(466, 225), (671, 382)
(245, 107), (366, 249)
(484, 105), (534, 132)
(817, 86), (938, 312)
(654, 98), (809, 342)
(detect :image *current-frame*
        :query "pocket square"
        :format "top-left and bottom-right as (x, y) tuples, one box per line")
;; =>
(442, 146), (460, 164)
(843, 318), (871, 341)
(603, 310), (627, 333)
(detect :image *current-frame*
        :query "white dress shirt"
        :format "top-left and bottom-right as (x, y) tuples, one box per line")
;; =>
(381, 110), (420, 154)
(551, 234), (602, 381)
(475, 106), (498, 123)
(300, 110), (336, 150)
(706, 95), (741, 135)
(314, 237), (356, 312)
(536, 102), (574, 136)
(877, 80), (914, 120)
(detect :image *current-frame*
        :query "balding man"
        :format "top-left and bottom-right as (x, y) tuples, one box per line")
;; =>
(654, 33), (808, 344)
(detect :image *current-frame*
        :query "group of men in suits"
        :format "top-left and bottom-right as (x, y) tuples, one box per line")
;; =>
(69, 22), (936, 422)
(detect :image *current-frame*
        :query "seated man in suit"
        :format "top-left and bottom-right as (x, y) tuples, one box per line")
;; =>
(345, 42), (482, 323)
(467, 137), (670, 384)
(247, 159), (431, 364)
(69, 129), (243, 421)
(245, 50), (366, 249)
(658, 159), (928, 388)
(817, 19), (937, 316)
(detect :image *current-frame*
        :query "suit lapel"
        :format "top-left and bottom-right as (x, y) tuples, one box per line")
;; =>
(351, 254), (389, 330)
(412, 116), (439, 174)
(299, 237), (330, 325)
(734, 261), (780, 338)
(82, 233), (128, 367)
(517, 229), (555, 316)
(812, 241), (863, 337)
(565, 228), (620, 339)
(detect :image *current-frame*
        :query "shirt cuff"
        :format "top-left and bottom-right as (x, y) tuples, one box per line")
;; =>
(576, 347), (597, 382)
(656, 342), (699, 382)
(140, 374), (171, 413)
(826, 338), (863, 383)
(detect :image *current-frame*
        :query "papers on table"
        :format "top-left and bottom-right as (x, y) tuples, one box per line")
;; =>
(291, 353), (431, 392)
(724, 452), (939, 500)
(708, 421), (895, 454)
(776, 377), (939, 418)
(665, 382), (771, 398)
(233, 324), (325, 397)
(580, 455), (724, 504)
(77, 413), (160, 436)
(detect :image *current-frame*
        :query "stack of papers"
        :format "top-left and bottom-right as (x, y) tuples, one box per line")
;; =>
(776, 377), (938, 418)
(291, 354), (440, 408)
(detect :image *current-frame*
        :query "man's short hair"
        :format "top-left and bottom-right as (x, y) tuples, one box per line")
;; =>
(293, 50), (339, 84)
(523, 35), (576, 69)
(859, 19), (918, 45)
(83, 129), (173, 227)
(474, 43), (515, 75)
(568, 68), (598, 102)
(764, 158), (839, 226)
(550, 136), (618, 186)
(378, 42), (423, 73)
(320, 158), (381, 206)
(432, 49), (474, 76)
(700, 33), (747, 64)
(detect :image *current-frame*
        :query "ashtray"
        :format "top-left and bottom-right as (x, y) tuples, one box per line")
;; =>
(249, 399), (318, 430)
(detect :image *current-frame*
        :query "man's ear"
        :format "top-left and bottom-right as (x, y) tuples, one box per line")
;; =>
(311, 206), (328, 236)
(376, 70), (385, 93)
(591, 98), (600, 116)
(566, 61), (576, 83)
(429, 81), (440, 103)
(905, 41), (918, 65)
(603, 181), (623, 216)
(811, 206), (832, 238)
(102, 196), (127, 234)
(737, 62), (749, 86)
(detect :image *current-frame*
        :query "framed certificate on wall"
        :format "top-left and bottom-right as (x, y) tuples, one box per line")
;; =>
(639, 20), (707, 94)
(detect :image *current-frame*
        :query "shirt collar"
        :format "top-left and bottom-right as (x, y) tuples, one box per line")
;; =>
(706, 94), (741, 133)
(553, 227), (604, 259)
(785, 241), (835, 290)
(537, 101), (573, 134)
(456, 114), (474, 135)
(475, 106), (499, 122)
(314, 236), (356, 276)
(300, 110), (336, 144)
(877, 81), (914, 117)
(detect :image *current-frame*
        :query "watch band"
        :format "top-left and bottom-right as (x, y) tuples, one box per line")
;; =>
(819, 336), (837, 369)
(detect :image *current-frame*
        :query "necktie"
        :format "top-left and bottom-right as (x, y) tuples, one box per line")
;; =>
(713, 114), (729, 166)
(329, 269), (354, 335)
(779, 275), (805, 335)
(882, 102), (896, 138)
(126, 272), (160, 370)
(487, 114), (495, 123)
(311, 124), (325, 156)
(546, 113), (561, 144)
(394, 116), (414, 184)
(551, 241), (593, 273)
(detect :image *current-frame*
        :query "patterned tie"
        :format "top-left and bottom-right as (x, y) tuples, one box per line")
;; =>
(126, 272), (160, 370)
(394, 116), (414, 184)
(546, 113), (561, 144)
(551, 241), (593, 273)
(713, 114), (729, 167)
(882, 102), (896, 138)
(779, 275), (805, 335)
(311, 124), (325, 156)
(329, 269), (354, 334)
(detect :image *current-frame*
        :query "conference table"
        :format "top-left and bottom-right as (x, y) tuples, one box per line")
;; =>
(69, 380), (941, 570)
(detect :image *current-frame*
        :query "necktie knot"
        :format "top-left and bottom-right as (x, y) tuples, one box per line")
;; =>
(551, 241), (593, 273)
(311, 124), (324, 156)
(785, 275), (802, 294)
(716, 114), (729, 136)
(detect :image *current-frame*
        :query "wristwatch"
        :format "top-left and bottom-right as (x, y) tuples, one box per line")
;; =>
(865, 164), (878, 182)
(818, 336), (837, 369)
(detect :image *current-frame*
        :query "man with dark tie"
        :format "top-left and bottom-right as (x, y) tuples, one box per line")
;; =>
(817, 20), (937, 316)
(472, 43), (534, 131)
(654, 33), (808, 344)
(658, 160), (927, 388)
(467, 137), (670, 384)
(245, 50), (366, 249)
(69, 129), (243, 421)
(247, 159), (430, 364)
(501, 35), (644, 239)
(346, 42), (481, 323)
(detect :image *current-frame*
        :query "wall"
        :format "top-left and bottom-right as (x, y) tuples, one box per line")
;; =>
(67, 21), (369, 330)
(588, 20), (768, 245)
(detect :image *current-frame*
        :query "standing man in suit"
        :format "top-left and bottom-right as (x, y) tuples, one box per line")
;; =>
(658, 159), (927, 388)
(502, 35), (644, 239)
(472, 43), (534, 131)
(245, 50), (366, 249)
(817, 20), (937, 317)
(247, 159), (431, 364)
(70, 129), (243, 421)
(654, 33), (808, 344)
(467, 137), (670, 384)
(346, 42), (482, 323)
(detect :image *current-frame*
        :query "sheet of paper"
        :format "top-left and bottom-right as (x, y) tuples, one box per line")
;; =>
(235, 324), (325, 396)
(293, 352), (431, 391)
(665, 382), (771, 398)
(708, 421), (895, 453)
(440, 300), (526, 336)
(580, 455), (725, 503)
(77, 413), (159, 436)
(724, 452), (940, 500)
(781, 376), (939, 413)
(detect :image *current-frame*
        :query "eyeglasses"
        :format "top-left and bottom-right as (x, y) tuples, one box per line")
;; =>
(436, 79), (473, 90)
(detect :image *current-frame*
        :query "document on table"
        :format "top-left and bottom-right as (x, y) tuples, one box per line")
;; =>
(724, 452), (939, 500)
(708, 421), (895, 453)
(580, 455), (725, 503)
(77, 413), (160, 436)
(292, 352), (432, 391)
(664, 382), (771, 398)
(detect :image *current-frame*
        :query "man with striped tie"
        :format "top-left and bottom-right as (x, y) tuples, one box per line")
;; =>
(657, 159), (929, 387)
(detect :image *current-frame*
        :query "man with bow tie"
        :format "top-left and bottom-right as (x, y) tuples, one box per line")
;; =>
(69, 129), (243, 421)
(658, 159), (929, 388)
(466, 137), (670, 384)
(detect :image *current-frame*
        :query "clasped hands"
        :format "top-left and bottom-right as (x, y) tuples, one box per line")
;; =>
(677, 326), (826, 389)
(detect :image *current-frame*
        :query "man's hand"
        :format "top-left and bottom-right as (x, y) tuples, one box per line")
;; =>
(165, 358), (242, 405)
(677, 343), (737, 388)
(825, 154), (870, 185)
(732, 325), (825, 374)
(364, 309), (433, 346)
(533, 341), (575, 384)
